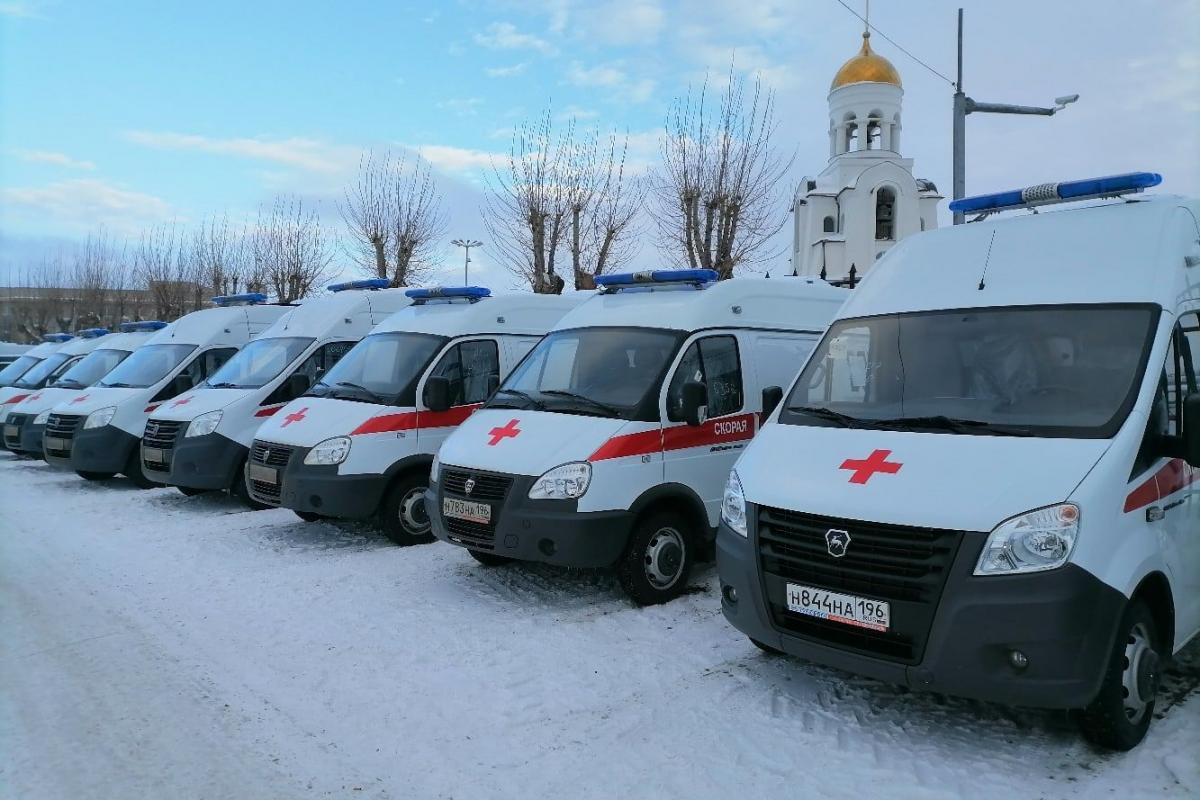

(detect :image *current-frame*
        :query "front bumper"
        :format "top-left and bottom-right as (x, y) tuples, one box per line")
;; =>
(245, 441), (387, 518)
(45, 425), (138, 474)
(428, 469), (634, 568)
(4, 413), (43, 455)
(150, 432), (247, 491)
(716, 517), (1124, 710)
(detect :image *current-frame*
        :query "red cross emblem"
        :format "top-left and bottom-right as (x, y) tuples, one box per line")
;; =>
(70, 393), (89, 404)
(27, 393), (42, 403)
(487, 418), (521, 446)
(840, 449), (903, 484)
(281, 406), (308, 427)
(171, 395), (192, 408)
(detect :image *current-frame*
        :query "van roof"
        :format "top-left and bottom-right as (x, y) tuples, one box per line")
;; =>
(84, 330), (157, 353)
(263, 288), (412, 340)
(25, 340), (68, 357)
(553, 277), (850, 334)
(144, 303), (291, 347)
(57, 332), (120, 356)
(846, 195), (1200, 317)
(375, 292), (590, 338)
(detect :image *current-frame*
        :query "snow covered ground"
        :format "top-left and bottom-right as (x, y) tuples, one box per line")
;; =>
(1, 453), (1197, 800)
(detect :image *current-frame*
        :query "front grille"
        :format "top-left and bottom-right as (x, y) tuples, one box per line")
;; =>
(439, 467), (514, 551)
(45, 414), (83, 456)
(246, 440), (295, 504)
(757, 506), (963, 664)
(142, 418), (184, 472)
(4, 413), (30, 448)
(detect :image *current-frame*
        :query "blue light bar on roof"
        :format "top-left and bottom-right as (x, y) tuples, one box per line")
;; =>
(42, 333), (73, 343)
(594, 269), (719, 289)
(75, 327), (110, 338)
(949, 172), (1162, 215)
(405, 286), (492, 300)
(119, 320), (168, 332)
(328, 278), (391, 292)
(211, 292), (268, 306)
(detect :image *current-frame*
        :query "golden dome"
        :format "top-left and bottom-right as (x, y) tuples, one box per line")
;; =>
(830, 32), (902, 90)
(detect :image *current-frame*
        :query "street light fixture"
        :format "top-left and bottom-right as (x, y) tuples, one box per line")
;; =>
(451, 239), (483, 284)
(952, 9), (1079, 224)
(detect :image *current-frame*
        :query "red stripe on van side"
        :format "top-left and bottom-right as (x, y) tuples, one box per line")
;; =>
(349, 403), (481, 435)
(254, 404), (286, 417)
(588, 428), (663, 462)
(588, 412), (758, 462)
(1124, 458), (1198, 513)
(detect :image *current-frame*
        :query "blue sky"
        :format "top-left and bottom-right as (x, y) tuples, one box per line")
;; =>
(2, 0), (1197, 287)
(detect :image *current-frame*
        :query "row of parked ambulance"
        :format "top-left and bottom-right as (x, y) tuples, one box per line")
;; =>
(3, 174), (1198, 751)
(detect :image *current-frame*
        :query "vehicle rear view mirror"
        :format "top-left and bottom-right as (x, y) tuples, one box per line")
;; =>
(1182, 393), (1200, 467)
(286, 372), (311, 399)
(681, 381), (708, 427)
(486, 373), (500, 398)
(424, 376), (451, 413)
(762, 385), (784, 419)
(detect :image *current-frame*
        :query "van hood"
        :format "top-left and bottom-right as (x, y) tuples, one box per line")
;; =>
(438, 408), (635, 477)
(150, 388), (255, 421)
(253, 397), (400, 446)
(49, 386), (144, 416)
(736, 425), (1110, 533)
(10, 387), (81, 415)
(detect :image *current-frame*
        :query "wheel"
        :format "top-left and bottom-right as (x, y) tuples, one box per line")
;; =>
(1077, 599), (1162, 751)
(121, 447), (157, 489)
(76, 470), (115, 481)
(294, 510), (323, 522)
(750, 638), (784, 656)
(468, 549), (514, 567)
(380, 473), (434, 546)
(177, 486), (208, 497)
(230, 459), (271, 510)
(616, 510), (695, 606)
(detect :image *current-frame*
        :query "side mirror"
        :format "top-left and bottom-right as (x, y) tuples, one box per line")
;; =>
(486, 373), (500, 398)
(424, 376), (451, 413)
(762, 385), (784, 419)
(681, 381), (708, 427)
(286, 372), (311, 399)
(1183, 393), (1200, 467)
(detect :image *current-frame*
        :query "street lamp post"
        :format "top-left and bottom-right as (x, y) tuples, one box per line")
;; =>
(952, 8), (1079, 224)
(451, 239), (483, 284)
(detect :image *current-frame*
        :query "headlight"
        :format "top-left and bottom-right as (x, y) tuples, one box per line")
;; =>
(429, 452), (441, 483)
(304, 436), (351, 466)
(33, 409), (50, 425)
(721, 469), (748, 537)
(528, 461), (591, 500)
(83, 406), (117, 429)
(185, 409), (223, 438)
(975, 503), (1080, 575)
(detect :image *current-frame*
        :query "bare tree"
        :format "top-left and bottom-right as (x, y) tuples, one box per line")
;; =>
(341, 151), (447, 287)
(190, 214), (250, 298)
(650, 70), (792, 279)
(71, 231), (114, 329)
(569, 135), (644, 290)
(251, 196), (335, 303)
(135, 223), (202, 319)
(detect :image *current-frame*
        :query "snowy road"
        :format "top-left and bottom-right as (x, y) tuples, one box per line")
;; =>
(2, 453), (1197, 800)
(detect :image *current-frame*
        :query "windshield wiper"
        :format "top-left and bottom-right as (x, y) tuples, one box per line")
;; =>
(207, 381), (242, 389)
(100, 381), (136, 388)
(53, 379), (85, 389)
(540, 389), (621, 417)
(490, 388), (545, 411)
(785, 405), (875, 428)
(873, 415), (1034, 437)
(332, 381), (387, 404)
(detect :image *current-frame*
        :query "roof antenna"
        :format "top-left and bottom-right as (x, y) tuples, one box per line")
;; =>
(978, 230), (997, 291)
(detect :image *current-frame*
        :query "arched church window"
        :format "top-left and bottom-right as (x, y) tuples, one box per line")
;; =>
(845, 123), (858, 152)
(867, 121), (882, 149)
(823, 216), (836, 233)
(875, 187), (896, 241)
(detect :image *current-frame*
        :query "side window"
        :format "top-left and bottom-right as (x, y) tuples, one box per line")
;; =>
(265, 342), (354, 405)
(202, 348), (237, 380)
(1134, 313), (1199, 475)
(429, 340), (499, 406)
(751, 334), (818, 395)
(665, 335), (743, 421)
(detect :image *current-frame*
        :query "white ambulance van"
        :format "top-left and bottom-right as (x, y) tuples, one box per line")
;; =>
(0, 334), (76, 421)
(141, 279), (411, 502)
(247, 286), (585, 541)
(4, 323), (165, 455)
(430, 270), (849, 605)
(44, 294), (289, 486)
(717, 173), (1200, 750)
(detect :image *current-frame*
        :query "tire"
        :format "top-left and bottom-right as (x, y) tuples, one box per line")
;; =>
(121, 447), (157, 489)
(750, 638), (784, 656)
(230, 459), (271, 511)
(380, 473), (434, 546)
(616, 510), (695, 606)
(76, 470), (115, 481)
(468, 549), (513, 567)
(177, 486), (208, 497)
(294, 510), (323, 522)
(1077, 599), (1163, 751)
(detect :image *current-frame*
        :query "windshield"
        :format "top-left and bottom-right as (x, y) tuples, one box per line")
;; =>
(14, 352), (73, 389)
(0, 355), (41, 386)
(492, 327), (686, 420)
(305, 332), (446, 406)
(205, 337), (314, 389)
(780, 304), (1160, 438)
(52, 349), (131, 389)
(98, 344), (197, 388)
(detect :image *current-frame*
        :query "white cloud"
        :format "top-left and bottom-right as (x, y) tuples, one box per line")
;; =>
(485, 63), (527, 78)
(573, 0), (665, 46)
(0, 1), (46, 18)
(413, 144), (500, 175)
(437, 97), (485, 116)
(1, 179), (174, 233)
(473, 22), (557, 56)
(566, 61), (656, 103)
(123, 131), (357, 174)
(12, 149), (95, 170)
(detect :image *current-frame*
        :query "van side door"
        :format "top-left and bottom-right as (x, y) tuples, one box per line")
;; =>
(416, 338), (500, 454)
(1167, 310), (1200, 639)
